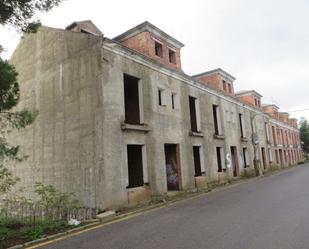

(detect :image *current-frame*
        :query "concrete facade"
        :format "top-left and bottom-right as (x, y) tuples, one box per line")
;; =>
(9, 21), (303, 210)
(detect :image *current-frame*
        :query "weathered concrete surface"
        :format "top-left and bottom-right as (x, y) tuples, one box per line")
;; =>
(40, 165), (309, 249)
(8, 25), (303, 210)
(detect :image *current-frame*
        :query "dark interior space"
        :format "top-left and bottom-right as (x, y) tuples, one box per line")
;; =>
(124, 74), (140, 125)
(193, 146), (202, 176)
(127, 145), (144, 188)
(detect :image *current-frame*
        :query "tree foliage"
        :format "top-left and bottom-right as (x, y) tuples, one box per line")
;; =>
(0, 53), (36, 195)
(0, 0), (62, 194)
(0, 0), (62, 32)
(299, 117), (309, 155)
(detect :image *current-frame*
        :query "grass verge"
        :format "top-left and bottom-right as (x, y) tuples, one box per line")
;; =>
(0, 218), (79, 249)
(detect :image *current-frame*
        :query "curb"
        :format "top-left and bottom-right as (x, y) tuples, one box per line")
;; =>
(8, 221), (101, 249)
(9, 164), (304, 249)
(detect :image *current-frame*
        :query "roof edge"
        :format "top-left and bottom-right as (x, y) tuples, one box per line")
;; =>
(192, 68), (236, 81)
(113, 21), (184, 48)
(235, 90), (263, 98)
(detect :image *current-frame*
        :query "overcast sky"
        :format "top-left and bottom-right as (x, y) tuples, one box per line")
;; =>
(1, 0), (309, 121)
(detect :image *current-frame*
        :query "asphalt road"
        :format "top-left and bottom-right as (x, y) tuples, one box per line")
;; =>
(40, 165), (309, 249)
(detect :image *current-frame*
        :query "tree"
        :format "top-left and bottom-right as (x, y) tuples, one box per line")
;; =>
(0, 0), (63, 194)
(299, 117), (309, 156)
(0, 0), (62, 32)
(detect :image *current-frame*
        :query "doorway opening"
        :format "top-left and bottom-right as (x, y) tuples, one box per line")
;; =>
(279, 149), (284, 166)
(165, 144), (181, 191)
(127, 145), (144, 188)
(261, 147), (267, 169)
(193, 146), (202, 177)
(230, 146), (239, 177)
(124, 74), (141, 125)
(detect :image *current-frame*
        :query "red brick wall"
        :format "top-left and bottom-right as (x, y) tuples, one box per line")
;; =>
(120, 32), (182, 71)
(197, 74), (220, 89)
(236, 94), (261, 109)
(237, 95), (256, 107)
(195, 73), (234, 95)
(121, 31), (152, 57)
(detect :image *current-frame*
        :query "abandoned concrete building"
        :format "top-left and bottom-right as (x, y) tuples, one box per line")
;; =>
(9, 20), (304, 209)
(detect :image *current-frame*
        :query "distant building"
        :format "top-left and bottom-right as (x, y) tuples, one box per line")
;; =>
(9, 20), (303, 209)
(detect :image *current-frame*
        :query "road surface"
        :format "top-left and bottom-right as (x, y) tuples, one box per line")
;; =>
(39, 165), (309, 249)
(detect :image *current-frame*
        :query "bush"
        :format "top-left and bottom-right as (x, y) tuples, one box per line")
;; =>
(0, 217), (74, 248)
(34, 182), (80, 219)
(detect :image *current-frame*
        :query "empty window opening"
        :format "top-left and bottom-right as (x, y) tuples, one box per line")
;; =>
(279, 149), (284, 164)
(165, 144), (181, 191)
(193, 146), (202, 177)
(272, 126), (277, 144)
(155, 41), (163, 57)
(158, 89), (166, 106)
(268, 148), (273, 162)
(222, 80), (227, 91)
(168, 49), (176, 64)
(239, 113), (245, 138)
(243, 148), (248, 168)
(212, 105), (220, 135)
(171, 93), (180, 110)
(228, 83), (232, 93)
(281, 129), (285, 145)
(189, 96), (198, 132)
(216, 147), (223, 172)
(172, 93), (175, 109)
(127, 145), (144, 188)
(124, 74), (141, 125)
(265, 122), (270, 141)
(275, 150), (279, 164)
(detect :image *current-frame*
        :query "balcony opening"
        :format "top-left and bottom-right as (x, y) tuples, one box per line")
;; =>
(127, 145), (144, 188)
(239, 113), (245, 138)
(189, 96), (199, 132)
(213, 105), (219, 135)
(213, 105), (222, 136)
(124, 74), (141, 125)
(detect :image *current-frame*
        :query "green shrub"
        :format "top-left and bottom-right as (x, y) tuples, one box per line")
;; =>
(0, 226), (9, 240)
(18, 226), (44, 240)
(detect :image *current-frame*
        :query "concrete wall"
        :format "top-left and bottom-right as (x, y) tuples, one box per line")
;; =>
(10, 27), (103, 207)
